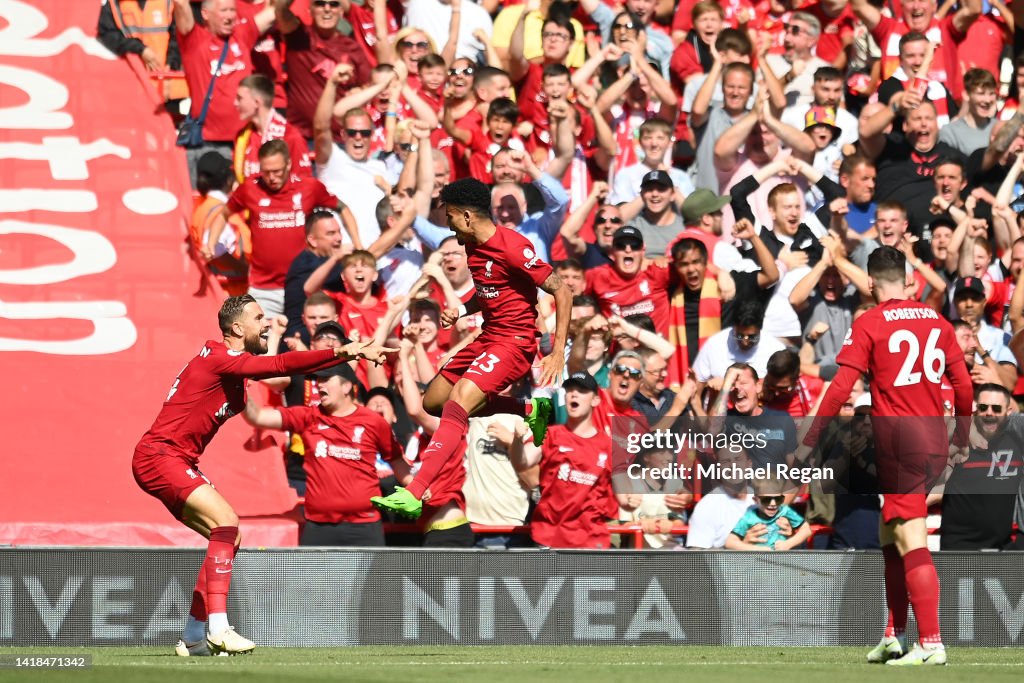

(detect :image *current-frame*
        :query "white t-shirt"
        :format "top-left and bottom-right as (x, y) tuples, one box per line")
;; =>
(316, 144), (387, 249)
(404, 0), (493, 61)
(685, 487), (754, 548)
(762, 266), (811, 340)
(691, 327), (787, 381)
(377, 237), (425, 299)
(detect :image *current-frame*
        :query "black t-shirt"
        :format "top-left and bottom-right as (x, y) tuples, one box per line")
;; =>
(725, 407), (798, 470)
(875, 137), (964, 235)
(581, 242), (613, 269)
(941, 416), (1024, 550)
(966, 147), (1011, 199)
(283, 250), (345, 340)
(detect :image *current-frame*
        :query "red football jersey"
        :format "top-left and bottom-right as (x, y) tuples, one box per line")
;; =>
(178, 21), (260, 143)
(593, 387), (647, 440)
(530, 425), (614, 549)
(137, 342), (338, 462)
(278, 405), (402, 523)
(228, 175), (339, 288)
(836, 299), (966, 418)
(238, 114), (313, 180)
(467, 226), (553, 340)
(585, 263), (672, 335)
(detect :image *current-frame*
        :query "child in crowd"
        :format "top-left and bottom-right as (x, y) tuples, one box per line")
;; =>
(726, 475), (812, 550)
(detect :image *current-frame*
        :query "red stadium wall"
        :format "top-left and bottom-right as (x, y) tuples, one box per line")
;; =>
(0, 1), (299, 546)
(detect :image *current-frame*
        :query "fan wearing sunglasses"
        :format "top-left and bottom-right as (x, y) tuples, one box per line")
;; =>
(558, 182), (622, 269)
(939, 383), (1023, 553)
(726, 474), (811, 550)
(763, 12), (830, 109)
(274, 0), (372, 142)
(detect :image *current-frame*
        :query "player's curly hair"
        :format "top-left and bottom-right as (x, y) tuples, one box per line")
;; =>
(219, 294), (258, 335)
(439, 178), (492, 217)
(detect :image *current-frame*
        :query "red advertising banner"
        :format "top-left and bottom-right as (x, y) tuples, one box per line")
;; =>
(0, 0), (299, 546)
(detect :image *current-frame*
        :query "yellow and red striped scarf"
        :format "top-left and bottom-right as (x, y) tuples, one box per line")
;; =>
(667, 278), (721, 388)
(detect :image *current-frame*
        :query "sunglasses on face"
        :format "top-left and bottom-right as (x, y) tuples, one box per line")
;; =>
(613, 240), (642, 251)
(786, 25), (807, 36)
(448, 67), (474, 76)
(977, 403), (1005, 414)
(733, 332), (760, 343)
(345, 128), (373, 138)
(596, 215), (624, 225)
(400, 40), (429, 50)
(542, 31), (571, 41)
(397, 142), (413, 152)
(757, 495), (785, 505)
(612, 364), (643, 380)
(613, 21), (636, 30)
(312, 0), (341, 7)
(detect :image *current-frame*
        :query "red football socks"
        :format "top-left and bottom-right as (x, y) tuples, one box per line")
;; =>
(406, 402), (470, 499)
(189, 563), (208, 622)
(904, 547), (942, 646)
(203, 526), (238, 615)
(882, 544), (908, 638)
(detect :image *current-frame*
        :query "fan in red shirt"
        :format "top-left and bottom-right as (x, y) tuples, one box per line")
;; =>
(802, 246), (972, 666)
(212, 139), (343, 319)
(761, 349), (825, 418)
(233, 74), (313, 181)
(372, 178), (573, 519)
(326, 250), (390, 386)
(510, 372), (615, 548)
(244, 362), (409, 546)
(276, 0), (373, 141)
(132, 294), (392, 656)
(584, 226), (672, 336)
(172, 0), (276, 146)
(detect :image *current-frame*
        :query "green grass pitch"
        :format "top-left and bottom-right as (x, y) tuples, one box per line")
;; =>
(1, 646), (1024, 683)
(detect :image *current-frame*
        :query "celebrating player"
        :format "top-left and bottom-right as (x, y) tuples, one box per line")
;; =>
(804, 246), (972, 666)
(372, 177), (573, 519)
(132, 295), (392, 656)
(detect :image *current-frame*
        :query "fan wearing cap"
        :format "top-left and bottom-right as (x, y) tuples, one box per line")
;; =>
(609, 119), (695, 206)
(245, 362), (409, 547)
(617, 170), (687, 257)
(802, 106), (844, 204)
(952, 276), (1017, 388)
(508, 371), (616, 549)
(584, 226), (672, 336)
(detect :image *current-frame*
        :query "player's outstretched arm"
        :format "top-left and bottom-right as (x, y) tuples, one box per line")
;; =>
(337, 339), (397, 366)
(538, 272), (572, 386)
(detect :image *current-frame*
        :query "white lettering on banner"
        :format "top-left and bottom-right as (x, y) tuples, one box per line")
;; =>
(478, 577), (495, 640)
(0, 137), (131, 180)
(959, 577), (974, 641)
(0, 0), (115, 59)
(23, 576), (84, 639)
(984, 579), (1024, 641)
(501, 576), (565, 640)
(92, 577), (133, 640)
(402, 576), (459, 640)
(623, 578), (686, 640)
(0, 64), (72, 129)
(0, 577), (11, 639)
(0, 189), (97, 213)
(0, 301), (137, 355)
(573, 576), (616, 640)
(143, 579), (188, 641)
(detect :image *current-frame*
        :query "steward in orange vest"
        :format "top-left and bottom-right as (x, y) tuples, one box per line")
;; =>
(97, 0), (189, 101)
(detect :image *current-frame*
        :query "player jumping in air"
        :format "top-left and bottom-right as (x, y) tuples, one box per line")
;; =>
(132, 294), (392, 656)
(371, 177), (573, 519)
(804, 247), (972, 666)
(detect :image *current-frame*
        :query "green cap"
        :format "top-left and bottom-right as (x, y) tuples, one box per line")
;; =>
(682, 188), (731, 225)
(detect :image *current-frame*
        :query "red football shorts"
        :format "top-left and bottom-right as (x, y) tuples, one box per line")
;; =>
(880, 494), (928, 523)
(438, 335), (536, 395)
(132, 445), (213, 519)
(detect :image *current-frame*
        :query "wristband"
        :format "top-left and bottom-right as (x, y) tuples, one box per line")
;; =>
(457, 304), (468, 318)
(385, 111), (397, 118)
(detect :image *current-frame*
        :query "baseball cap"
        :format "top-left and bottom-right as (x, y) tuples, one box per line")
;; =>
(640, 170), (674, 190)
(953, 276), (986, 299)
(314, 362), (359, 384)
(563, 371), (599, 393)
(682, 188), (731, 225)
(312, 320), (348, 341)
(804, 106), (842, 140)
(612, 225), (644, 249)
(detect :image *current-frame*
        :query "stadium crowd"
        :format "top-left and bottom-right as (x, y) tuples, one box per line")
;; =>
(104, 0), (1024, 551)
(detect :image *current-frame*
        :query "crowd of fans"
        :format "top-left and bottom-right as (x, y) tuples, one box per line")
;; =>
(100, 0), (1024, 550)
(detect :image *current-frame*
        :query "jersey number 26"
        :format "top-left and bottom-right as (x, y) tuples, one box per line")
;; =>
(888, 328), (945, 387)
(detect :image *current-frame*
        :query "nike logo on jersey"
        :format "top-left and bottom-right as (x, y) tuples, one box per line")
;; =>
(317, 424), (330, 430)
(604, 291), (619, 298)
(558, 446), (573, 452)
